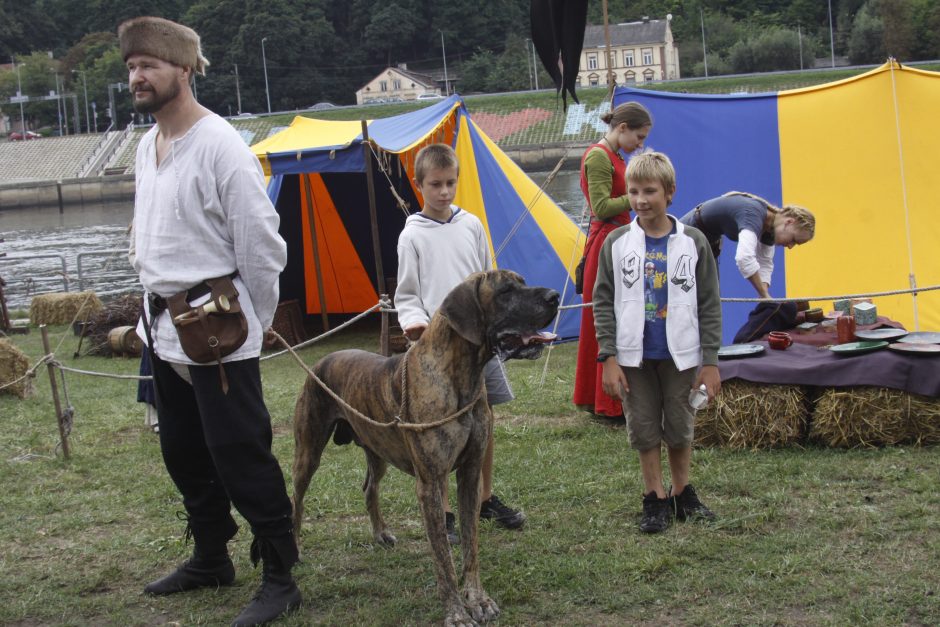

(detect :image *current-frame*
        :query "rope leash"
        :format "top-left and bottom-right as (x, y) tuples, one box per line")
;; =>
(270, 329), (484, 432)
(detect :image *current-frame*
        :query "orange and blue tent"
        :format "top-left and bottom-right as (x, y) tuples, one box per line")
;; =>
(614, 60), (940, 342)
(252, 96), (585, 338)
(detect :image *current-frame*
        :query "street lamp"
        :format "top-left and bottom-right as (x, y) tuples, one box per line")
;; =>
(439, 30), (449, 97)
(72, 69), (90, 134)
(261, 37), (272, 113)
(524, 38), (533, 90)
(700, 7), (709, 78)
(11, 56), (26, 136)
(530, 38), (539, 90)
(827, 0), (836, 68)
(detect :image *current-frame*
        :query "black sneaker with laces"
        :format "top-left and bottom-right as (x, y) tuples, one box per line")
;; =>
(445, 511), (459, 546)
(639, 491), (673, 533)
(671, 484), (715, 521)
(479, 494), (526, 529)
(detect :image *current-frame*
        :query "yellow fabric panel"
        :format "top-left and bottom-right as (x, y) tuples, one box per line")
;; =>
(252, 116), (366, 171)
(778, 62), (940, 331)
(453, 115), (497, 264)
(469, 119), (585, 279)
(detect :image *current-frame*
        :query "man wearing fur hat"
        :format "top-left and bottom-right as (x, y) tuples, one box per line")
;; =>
(120, 16), (301, 626)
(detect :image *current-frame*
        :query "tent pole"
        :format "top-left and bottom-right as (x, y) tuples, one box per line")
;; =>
(302, 173), (331, 332)
(361, 120), (390, 356)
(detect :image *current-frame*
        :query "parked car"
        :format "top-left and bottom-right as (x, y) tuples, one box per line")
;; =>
(417, 93), (444, 101)
(308, 102), (337, 111)
(9, 131), (41, 141)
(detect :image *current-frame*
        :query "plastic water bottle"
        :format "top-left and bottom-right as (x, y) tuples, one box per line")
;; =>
(688, 384), (709, 411)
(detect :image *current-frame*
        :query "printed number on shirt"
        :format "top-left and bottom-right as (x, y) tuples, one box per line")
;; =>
(620, 251), (642, 288)
(670, 254), (696, 292)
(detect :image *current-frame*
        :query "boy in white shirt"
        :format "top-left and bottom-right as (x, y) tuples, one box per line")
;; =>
(395, 143), (525, 543)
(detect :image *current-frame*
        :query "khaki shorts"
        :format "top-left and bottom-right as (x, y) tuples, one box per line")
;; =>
(484, 357), (515, 405)
(621, 359), (697, 451)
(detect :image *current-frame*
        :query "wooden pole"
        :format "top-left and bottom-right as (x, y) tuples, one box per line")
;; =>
(379, 293), (390, 357)
(40, 325), (70, 459)
(361, 120), (389, 356)
(302, 173), (331, 332)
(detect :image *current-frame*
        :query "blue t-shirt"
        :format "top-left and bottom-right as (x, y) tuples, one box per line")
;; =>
(643, 227), (674, 359)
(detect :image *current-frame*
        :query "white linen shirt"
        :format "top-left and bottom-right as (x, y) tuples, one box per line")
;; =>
(133, 114), (287, 364)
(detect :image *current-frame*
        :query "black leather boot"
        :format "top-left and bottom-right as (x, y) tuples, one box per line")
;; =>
(144, 545), (235, 595)
(230, 536), (302, 626)
(144, 513), (238, 596)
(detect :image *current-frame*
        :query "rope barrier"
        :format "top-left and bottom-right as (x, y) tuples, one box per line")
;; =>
(6, 283), (937, 390)
(270, 329), (484, 432)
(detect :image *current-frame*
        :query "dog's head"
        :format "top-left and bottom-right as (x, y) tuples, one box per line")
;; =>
(439, 270), (560, 360)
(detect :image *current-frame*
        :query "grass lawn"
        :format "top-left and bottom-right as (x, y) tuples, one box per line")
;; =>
(1, 322), (939, 625)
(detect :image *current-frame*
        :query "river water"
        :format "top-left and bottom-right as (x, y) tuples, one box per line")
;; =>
(0, 170), (585, 310)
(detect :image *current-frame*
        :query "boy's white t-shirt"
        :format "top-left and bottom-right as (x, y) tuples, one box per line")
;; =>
(394, 205), (491, 330)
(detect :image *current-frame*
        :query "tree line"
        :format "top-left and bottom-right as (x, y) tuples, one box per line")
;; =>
(2, 0), (938, 133)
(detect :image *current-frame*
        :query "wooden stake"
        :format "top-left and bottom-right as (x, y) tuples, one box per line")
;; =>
(40, 325), (71, 459)
(379, 293), (390, 357)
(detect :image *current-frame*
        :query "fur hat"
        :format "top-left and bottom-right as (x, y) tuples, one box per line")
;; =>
(118, 16), (209, 76)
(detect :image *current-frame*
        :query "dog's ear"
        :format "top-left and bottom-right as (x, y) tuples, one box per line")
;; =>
(439, 272), (486, 346)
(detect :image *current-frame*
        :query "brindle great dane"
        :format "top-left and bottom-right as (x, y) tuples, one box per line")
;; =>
(291, 270), (559, 626)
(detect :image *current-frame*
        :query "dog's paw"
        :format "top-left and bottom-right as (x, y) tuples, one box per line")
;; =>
(463, 590), (499, 623)
(374, 530), (397, 547)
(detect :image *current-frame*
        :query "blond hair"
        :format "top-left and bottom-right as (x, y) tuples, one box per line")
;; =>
(625, 151), (676, 193)
(414, 143), (459, 184)
(723, 191), (815, 236)
(600, 101), (653, 130)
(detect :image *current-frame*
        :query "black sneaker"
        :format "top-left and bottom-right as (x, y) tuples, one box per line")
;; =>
(479, 494), (526, 529)
(639, 491), (673, 533)
(671, 484), (715, 521)
(445, 511), (459, 546)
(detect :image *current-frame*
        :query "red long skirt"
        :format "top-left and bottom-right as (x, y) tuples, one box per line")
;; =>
(572, 221), (624, 417)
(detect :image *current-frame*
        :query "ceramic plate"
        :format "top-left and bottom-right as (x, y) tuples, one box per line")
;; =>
(888, 342), (940, 355)
(896, 331), (940, 344)
(829, 340), (889, 355)
(853, 328), (909, 342)
(718, 344), (765, 359)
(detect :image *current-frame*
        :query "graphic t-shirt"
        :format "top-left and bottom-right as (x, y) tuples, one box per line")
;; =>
(643, 229), (673, 359)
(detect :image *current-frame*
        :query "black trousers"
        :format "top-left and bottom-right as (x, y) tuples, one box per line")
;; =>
(151, 354), (294, 551)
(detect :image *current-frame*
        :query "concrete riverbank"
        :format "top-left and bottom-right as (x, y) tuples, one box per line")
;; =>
(0, 142), (586, 212)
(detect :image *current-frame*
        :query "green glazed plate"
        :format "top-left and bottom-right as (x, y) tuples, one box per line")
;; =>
(829, 340), (889, 355)
(718, 344), (765, 359)
(897, 331), (940, 344)
(854, 328), (908, 342)
(888, 342), (940, 355)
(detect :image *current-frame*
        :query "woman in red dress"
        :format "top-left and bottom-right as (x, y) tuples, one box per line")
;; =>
(573, 102), (653, 417)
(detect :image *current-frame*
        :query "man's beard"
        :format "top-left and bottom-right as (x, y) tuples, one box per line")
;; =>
(132, 80), (181, 114)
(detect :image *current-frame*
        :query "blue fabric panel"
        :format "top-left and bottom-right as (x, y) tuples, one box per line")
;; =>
(265, 174), (283, 204)
(365, 95), (461, 151)
(465, 120), (580, 339)
(613, 87), (785, 344)
(267, 145), (365, 175)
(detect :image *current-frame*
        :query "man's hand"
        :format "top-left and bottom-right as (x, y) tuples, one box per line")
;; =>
(695, 364), (721, 401)
(403, 324), (427, 342)
(601, 356), (628, 400)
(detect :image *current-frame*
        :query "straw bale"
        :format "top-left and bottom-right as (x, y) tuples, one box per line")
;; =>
(81, 294), (143, 356)
(694, 380), (808, 449)
(0, 338), (34, 398)
(30, 292), (103, 326)
(811, 387), (940, 448)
